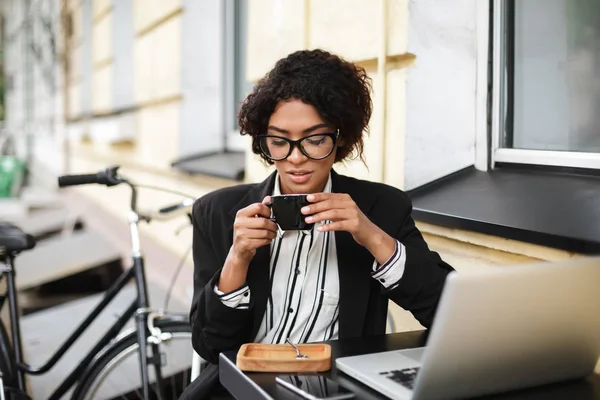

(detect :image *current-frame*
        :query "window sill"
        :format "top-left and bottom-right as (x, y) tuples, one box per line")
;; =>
(408, 166), (600, 255)
(171, 151), (246, 181)
(69, 140), (238, 189)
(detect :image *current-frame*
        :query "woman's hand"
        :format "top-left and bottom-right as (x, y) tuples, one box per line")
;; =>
(220, 197), (277, 292)
(301, 193), (396, 265)
(231, 196), (278, 263)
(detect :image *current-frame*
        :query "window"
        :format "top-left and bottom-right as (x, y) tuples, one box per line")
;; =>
(224, 0), (252, 152)
(173, 0), (248, 180)
(407, 0), (600, 255)
(80, 0), (92, 116)
(492, 0), (600, 169)
(112, 0), (134, 110)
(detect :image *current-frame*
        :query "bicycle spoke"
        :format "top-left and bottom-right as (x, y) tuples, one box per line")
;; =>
(76, 328), (192, 399)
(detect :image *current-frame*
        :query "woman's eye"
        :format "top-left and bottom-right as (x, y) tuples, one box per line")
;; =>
(307, 138), (325, 145)
(270, 139), (287, 147)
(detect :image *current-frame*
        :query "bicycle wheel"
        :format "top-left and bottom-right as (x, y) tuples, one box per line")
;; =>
(73, 319), (193, 400)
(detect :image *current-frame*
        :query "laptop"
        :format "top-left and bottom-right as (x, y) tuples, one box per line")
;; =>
(336, 257), (600, 400)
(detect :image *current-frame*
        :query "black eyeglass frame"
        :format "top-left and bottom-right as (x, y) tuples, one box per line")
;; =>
(257, 130), (340, 161)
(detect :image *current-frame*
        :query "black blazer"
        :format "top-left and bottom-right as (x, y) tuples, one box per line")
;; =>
(189, 170), (454, 366)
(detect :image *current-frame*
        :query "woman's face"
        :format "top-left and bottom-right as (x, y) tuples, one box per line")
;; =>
(265, 99), (339, 195)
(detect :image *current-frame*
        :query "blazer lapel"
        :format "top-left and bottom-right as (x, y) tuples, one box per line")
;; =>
(228, 171), (278, 338)
(331, 170), (378, 339)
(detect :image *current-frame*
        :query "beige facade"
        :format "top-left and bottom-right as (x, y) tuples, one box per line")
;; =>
(65, 0), (183, 167)
(57, 1), (582, 333)
(245, 0), (413, 188)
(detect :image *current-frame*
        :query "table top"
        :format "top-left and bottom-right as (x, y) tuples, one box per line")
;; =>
(219, 331), (600, 400)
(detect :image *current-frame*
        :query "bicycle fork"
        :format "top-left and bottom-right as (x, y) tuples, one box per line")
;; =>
(129, 212), (167, 399)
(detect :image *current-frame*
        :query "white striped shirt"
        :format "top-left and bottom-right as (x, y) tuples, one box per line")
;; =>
(214, 173), (406, 344)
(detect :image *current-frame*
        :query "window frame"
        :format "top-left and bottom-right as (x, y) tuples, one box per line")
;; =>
(223, 0), (250, 153)
(490, 0), (600, 170)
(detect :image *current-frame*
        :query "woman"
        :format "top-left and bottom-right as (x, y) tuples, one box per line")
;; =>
(184, 49), (454, 399)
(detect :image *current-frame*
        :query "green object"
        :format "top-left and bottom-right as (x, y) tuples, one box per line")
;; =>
(0, 156), (26, 198)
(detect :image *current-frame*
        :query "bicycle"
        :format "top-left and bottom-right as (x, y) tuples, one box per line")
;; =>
(0, 166), (196, 399)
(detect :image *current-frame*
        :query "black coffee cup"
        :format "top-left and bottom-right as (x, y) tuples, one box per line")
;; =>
(269, 194), (313, 231)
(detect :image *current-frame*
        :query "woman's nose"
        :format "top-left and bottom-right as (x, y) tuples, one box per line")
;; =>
(287, 145), (307, 164)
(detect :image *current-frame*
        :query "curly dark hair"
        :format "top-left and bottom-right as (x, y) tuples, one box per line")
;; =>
(238, 49), (373, 164)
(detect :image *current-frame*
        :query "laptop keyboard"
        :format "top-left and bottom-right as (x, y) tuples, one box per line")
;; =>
(379, 367), (420, 389)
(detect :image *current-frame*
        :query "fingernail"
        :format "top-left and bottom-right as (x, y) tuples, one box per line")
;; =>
(301, 206), (310, 213)
(307, 195), (315, 201)
(317, 226), (324, 232)
(305, 216), (313, 223)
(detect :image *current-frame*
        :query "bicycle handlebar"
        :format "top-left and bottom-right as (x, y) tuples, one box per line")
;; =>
(57, 166), (195, 222)
(58, 166), (122, 187)
(58, 173), (106, 187)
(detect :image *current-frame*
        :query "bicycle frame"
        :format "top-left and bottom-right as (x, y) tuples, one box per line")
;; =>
(0, 209), (162, 400)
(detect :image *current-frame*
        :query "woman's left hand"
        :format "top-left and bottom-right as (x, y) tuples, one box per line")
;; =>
(303, 192), (392, 248)
(302, 193), (397, 265)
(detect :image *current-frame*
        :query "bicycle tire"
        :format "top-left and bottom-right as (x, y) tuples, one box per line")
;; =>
(73, 318), (193, 400)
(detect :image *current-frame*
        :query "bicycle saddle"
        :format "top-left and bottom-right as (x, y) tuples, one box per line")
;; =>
(0, 223), (35, 254)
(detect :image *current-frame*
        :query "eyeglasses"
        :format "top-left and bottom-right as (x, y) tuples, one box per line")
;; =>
(257, 131), (339, 161)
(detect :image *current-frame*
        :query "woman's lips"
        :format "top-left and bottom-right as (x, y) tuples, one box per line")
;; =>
(287, 171), (312, 184)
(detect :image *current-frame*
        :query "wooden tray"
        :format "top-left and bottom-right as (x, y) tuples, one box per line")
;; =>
(236, 343), (331, 372)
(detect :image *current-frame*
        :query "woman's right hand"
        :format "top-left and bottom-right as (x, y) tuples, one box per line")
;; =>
(230, 196), (278, 263)
(219, 197), (277, 292)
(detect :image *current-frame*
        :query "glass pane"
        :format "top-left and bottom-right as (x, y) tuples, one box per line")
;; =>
(507, 0), (600, 152)
(234, 0), (253, 129)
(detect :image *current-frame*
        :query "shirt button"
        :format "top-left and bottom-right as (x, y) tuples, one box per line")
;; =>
(244, 292), (249, 297)
(296, 269), (301, 275)
(380, 279), (385, 283)
(288, 308), (294, 314)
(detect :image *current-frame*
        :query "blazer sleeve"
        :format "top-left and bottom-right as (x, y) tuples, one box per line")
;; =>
(383, 196), (455, 329)
(189, 199), (254, 364)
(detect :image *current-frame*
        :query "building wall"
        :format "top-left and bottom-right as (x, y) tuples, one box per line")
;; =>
(59, 0), (184, 171)
(63, 0), (243, 170)
(2, 0), (66, 181)
(179, 0), (225, 157)
(3, 0), (28, 133)
(2, 1), (585, 333)
(112, 0), (134, 110)
(404, 0), (478, 190)
(240, 0), (584, 331)
(91, 0), (112, 114)
(244, 0), (412, 189)
(67, 0), (84, 120)
(244, 0), (484, 192)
